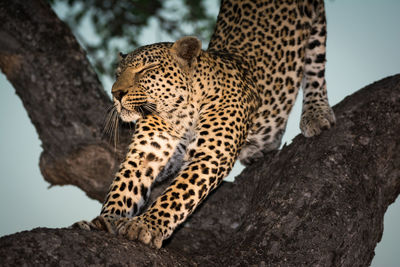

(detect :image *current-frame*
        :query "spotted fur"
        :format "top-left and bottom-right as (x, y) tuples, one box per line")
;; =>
(74, 0), (335, 248)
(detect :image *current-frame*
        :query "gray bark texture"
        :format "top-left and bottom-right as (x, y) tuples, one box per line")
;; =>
(1, 0), (400, 266)
(0, 0), (131, 201)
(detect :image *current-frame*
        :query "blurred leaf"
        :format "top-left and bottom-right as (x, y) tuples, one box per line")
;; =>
(49, 0), (217, 81)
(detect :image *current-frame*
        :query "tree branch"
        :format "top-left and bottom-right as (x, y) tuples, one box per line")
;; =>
(1, 74), (399, 266)
(0, 0), (131, 201)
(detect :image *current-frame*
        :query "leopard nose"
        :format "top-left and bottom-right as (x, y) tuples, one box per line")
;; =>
(111, 80), (129, 101)
(112, 89), (127, 102)
(112, 68), (134, 102)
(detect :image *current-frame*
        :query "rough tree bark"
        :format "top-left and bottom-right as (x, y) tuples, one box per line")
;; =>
(0, 0), (132, 201)
(1, 74), (399, 266)
(0, 0), (399, 266)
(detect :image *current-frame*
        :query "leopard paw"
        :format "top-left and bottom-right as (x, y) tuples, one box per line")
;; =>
(300, 105), (335, 138)
(71, 215), (117, 234)
(116, 216), (164, 249)
(238, 145), (264, 166)
(70, 220), (96, 231)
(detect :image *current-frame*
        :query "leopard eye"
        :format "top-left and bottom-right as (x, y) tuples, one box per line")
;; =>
(115, 67), (122, 79)
(137, 64), (159, 74)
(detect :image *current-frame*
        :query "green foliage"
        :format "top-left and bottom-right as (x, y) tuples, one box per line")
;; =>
(49, 0), (217, 79)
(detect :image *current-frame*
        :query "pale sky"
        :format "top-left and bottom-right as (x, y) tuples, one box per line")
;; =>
(0, 1), (399, 266)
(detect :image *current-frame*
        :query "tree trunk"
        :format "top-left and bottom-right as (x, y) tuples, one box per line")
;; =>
(0, 0), (399, 266)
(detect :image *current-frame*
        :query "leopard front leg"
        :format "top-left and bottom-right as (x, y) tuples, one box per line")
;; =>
(115, 149), (232, 248)
(115, 107), (245, 248)
(73, 115), (182, 233)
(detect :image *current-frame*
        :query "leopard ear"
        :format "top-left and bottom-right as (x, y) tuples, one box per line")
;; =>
(118, 52), (128, 62)
(171, 36), (202, 69)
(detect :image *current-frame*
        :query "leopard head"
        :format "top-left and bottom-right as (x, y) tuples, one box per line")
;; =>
(111, 37), (202, 123)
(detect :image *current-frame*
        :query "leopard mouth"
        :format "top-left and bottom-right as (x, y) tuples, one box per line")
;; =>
(119, 102), (157, 122)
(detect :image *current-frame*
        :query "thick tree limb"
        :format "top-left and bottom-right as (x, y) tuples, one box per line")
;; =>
(0, 0), (131, 201)
(1, 75), (399, 266)
(0, 228), (195, 266)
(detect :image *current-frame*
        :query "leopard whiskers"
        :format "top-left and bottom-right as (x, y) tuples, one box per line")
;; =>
(113, 108), (119, 149)
(102, 104), (120, 150)
(103, 106), (116, 136)
(142, 103), (169, 125)
(137, 105), (145, 118)
(143, 103), (158, 116)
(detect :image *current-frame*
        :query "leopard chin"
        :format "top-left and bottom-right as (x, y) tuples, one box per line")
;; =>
(119, 108), (142, 122)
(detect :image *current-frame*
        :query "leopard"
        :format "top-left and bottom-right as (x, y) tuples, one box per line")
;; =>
(74, 0), (335, 249)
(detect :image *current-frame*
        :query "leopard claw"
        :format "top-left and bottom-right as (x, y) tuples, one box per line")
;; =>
(71, 215), (117, 234)
(70, 220), (97, 231)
